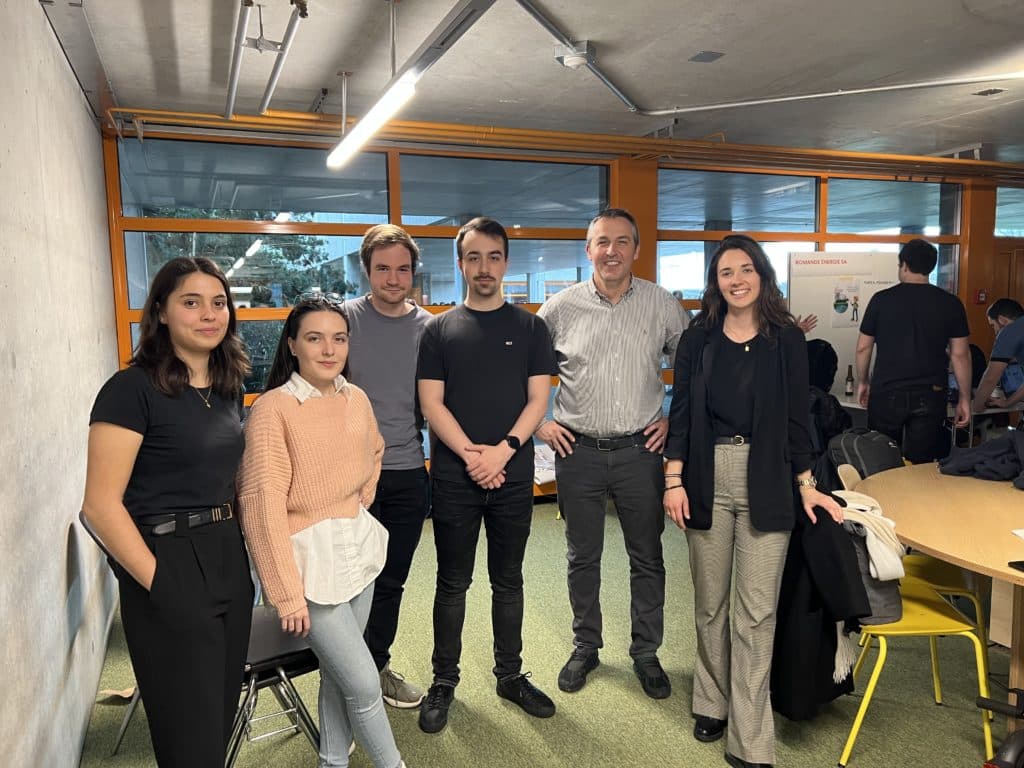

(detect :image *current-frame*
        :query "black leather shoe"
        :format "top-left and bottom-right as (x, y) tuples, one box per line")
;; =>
(557, 648), (600, 692)
(418, 683), (455, 734)
(496, 672), (556, 718)
(632, 654), (671, 699)
(693, 714), (727, 742)
(725, 752), (772, 768)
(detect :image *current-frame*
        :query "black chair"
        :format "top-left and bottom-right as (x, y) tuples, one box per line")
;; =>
(226, 604), (321, 768)
(78, 511), (321, 767)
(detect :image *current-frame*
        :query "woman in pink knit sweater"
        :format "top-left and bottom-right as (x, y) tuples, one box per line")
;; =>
(237, 294), (406, 768)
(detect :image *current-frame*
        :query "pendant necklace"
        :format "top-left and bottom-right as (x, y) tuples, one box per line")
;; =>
(194, 385), (213, 408)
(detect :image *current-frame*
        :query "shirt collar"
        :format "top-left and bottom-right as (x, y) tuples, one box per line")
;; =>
(588, 274), (637, 304)
(283, 371), (350, 403)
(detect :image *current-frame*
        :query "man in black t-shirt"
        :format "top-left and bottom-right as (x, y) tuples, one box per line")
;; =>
(415, 217), (558, 734)
(854, 239), (971, 463)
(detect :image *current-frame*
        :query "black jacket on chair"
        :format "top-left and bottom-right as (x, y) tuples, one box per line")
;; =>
(665, 323), (815, 532)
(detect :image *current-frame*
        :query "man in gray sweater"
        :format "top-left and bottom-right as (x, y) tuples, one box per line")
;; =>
(345, 224), (432, 707)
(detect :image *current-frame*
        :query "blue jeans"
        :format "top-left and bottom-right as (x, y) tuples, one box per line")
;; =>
(306, 584), (402, 768)
(430, 477), (533, 685)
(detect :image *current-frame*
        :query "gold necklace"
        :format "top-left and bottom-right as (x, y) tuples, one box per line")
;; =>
(193, 385), (213, 408)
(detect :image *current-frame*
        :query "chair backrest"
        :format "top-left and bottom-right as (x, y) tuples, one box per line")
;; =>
(79, 510), (116, 563)
(836, 463), (863, 491)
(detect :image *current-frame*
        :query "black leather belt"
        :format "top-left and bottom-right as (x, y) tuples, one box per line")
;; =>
(573, 430), (648, 451)
(144, 503), (234, 536)
(714, 435), (751, 446)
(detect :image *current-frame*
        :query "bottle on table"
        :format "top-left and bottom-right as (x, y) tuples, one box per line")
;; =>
(844, 365), (855, 397)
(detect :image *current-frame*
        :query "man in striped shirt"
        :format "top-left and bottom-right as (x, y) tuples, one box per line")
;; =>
(536, 208), (688, 699)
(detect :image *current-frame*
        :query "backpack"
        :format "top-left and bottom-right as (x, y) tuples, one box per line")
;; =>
(827, 429), (903, 480)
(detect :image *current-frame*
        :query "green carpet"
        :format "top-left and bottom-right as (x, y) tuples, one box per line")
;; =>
(80, 502), (1008, 767)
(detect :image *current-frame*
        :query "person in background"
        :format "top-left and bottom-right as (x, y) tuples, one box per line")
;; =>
(536, 208), (688, 699)
(345, 224), (432, 708)
(854, 239), (971, 462)
(973, 298), (1024, 411)
(664, 234), (843, 768)
(237, 295), (406, 768)
(416, 217), (557, 734)
(82, 257), (253, 767)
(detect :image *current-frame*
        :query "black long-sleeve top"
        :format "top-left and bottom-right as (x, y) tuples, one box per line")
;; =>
(665, 323), (814, 532)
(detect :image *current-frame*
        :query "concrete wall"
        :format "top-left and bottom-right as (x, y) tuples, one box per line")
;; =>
(0, 1), (119, 765)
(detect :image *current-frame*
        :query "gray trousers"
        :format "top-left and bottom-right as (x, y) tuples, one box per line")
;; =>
(686, 444), (790, 765)
(555, 443), (665, 657)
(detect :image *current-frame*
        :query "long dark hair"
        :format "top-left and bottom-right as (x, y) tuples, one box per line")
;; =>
(131, 257), (249, 398)
(265, 296), (351, 390)
(696, 234), (793, 337)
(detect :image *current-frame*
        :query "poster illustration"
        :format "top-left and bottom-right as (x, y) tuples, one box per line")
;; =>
(831, 277), (861, 328)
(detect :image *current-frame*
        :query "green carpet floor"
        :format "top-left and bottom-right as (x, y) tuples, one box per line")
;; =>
(80, 502), (1007, 767)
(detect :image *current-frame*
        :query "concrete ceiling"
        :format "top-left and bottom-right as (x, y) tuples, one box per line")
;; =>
(55, 0), (1024, 161)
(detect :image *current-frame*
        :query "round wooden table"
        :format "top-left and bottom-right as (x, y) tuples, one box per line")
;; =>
(856, 462), (1024, 730)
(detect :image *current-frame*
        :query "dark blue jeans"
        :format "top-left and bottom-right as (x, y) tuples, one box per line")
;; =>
(364, 467), (430, 671)
(429, 476), (533, 686)
(868, 386), (948, 463)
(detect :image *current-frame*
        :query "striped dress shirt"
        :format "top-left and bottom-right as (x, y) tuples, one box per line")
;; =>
(538, 276), (688, 437)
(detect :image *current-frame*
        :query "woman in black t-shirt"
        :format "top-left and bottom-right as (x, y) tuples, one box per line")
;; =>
(83, 257), (253, 768)
(663, 235), (843, 768)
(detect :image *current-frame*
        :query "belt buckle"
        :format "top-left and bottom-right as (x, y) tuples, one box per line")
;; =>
(731, 435), (746, 446)
(596, 437), (613, 451)
(210, 505), (221, 522)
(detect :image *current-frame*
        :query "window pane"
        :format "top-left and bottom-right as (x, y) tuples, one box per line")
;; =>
(658, 170), (817, 232)
(996, 187), (1024, 236)
(125, 231), (366, 309)
(417, 238), (591, 305)
(130, 319), (284, 394)
(240, 320), (285, 394)
(657, 240), (808, 298)
(119, 138), (388, 222)
(827, 178), (960, 235)
(823, 242), (958, 292)
(400, 155), (607, 227)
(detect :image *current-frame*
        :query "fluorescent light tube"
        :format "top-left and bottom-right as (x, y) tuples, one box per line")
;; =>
(326, 77), (416, 169)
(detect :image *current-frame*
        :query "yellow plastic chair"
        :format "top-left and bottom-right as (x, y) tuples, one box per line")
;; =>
(838, 463), (990, 683)
(838, 578), (993, 766)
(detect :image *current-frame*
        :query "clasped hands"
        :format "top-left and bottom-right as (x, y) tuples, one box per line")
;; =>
(463, 442), (515, 489)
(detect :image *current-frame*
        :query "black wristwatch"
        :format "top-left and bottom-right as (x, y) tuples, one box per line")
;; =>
(504, 435), (521, 451)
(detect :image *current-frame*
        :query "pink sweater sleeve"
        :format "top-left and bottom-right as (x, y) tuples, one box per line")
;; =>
(357, 388), (385, 507)
(236, 394), (306, 616)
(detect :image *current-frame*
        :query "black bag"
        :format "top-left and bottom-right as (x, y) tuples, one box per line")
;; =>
(827, 428), (903, 480)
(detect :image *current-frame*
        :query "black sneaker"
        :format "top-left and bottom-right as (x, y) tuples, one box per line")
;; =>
(418, 683), (455, 734)
(557, 648), (600, 692)
(632, 654), (671, 699)
(496, 672), (556, 718)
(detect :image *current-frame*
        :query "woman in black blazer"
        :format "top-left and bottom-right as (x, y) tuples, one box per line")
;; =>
(663, 234), (843, 768)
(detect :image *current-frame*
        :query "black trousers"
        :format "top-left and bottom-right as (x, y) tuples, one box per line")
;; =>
(867, 386), (949, 463)
(118, 517), (254, 768)
(555, 443), (665, 657)
(429, 476), (533, 685)
(364, 466), (430, 671)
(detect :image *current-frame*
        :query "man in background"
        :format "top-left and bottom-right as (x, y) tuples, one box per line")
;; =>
(855, 238), (971, 462)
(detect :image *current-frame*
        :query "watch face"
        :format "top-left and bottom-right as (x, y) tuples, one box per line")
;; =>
(506, 435), (521, 450)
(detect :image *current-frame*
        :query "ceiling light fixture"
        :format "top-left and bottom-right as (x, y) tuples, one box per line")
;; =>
(326, 0), (497, 170)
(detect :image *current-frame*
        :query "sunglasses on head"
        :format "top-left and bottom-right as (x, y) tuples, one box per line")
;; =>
(297, 290), (344, 306)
